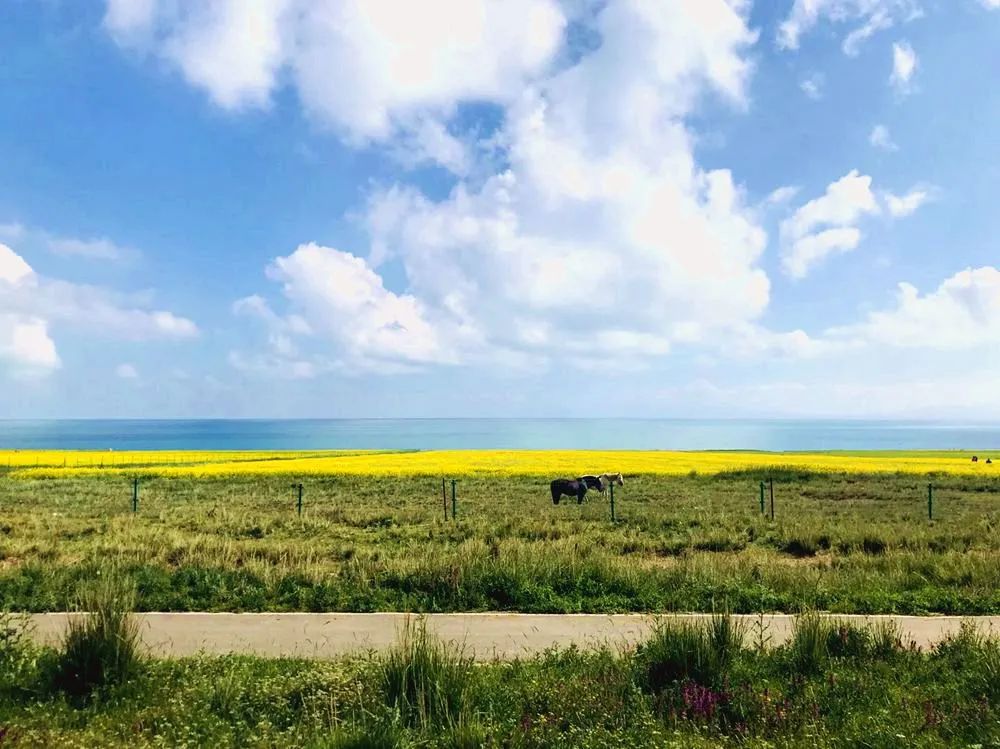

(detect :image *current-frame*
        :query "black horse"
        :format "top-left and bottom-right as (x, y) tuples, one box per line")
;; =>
(551, 477), (589, 504)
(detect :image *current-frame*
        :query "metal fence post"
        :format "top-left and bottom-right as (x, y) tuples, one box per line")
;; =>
(451, 479), (457, 520)
(296, 483), (303, 516)
(610, 482), (616, 522)
(442, 478), (447, 521)
(759, 481), (765, 514)
(928, 483), (933, 520)
(132, 477), (139, 514)
(769, 478), (775, 521)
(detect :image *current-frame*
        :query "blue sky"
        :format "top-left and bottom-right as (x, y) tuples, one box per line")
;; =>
(1, 0), (998, 419)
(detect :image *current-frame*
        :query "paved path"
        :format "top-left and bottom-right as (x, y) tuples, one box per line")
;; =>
(22, 613), (1000, 659)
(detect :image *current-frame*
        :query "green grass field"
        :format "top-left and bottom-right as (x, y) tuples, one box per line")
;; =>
(1, 468), (998, 613)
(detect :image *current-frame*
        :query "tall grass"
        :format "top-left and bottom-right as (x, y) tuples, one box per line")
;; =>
(634, 613), (745, 693)
(376, 617), (474, 730)
(787, 613), (905, 674)
(51, 571), (144, 699)
(1, 471), (999, 614)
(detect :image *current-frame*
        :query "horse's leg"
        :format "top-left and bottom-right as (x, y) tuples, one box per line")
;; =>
(551, 485), (561, 505)
(577, 486), (586, 504)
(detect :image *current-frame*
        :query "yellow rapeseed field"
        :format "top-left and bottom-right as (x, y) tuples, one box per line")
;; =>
(3, 449), (994, 478)
(0, 449), (334, 469)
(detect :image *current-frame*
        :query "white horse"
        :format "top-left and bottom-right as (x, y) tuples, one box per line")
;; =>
(577, 473), (624, 492)
(600, 472), (624, 490)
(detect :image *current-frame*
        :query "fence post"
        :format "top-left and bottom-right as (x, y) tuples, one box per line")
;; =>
(759, 481), (765, 514)
(769, 478), (775, 521)
(132, 477), (139, 514)
(451, 479), (457, 520)
(442, 478), (448, 521)
(296, 483), (303, 516)
(610, 482), (616, 522)
(927, 483), (933, 520)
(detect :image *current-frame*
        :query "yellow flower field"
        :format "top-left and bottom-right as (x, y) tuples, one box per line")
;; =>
(0, 449), (341, 469)
(3, 448), (995, 478)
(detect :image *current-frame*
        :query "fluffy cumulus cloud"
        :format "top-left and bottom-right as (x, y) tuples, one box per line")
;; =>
(883, 185), (933, 217)
(0, 243), (58, 376)
(229, 1), (776, 373)
(0, 241), (197, 378)
(828, 266), (1000, 348)
(780, 171), (933, 278)
(890, 40), (918, 93)
(777, 0), (922, 54)
(780, 170), (879, 278)
(104, 0), (566, 169)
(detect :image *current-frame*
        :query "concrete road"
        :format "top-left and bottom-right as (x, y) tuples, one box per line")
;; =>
(21, 613), (1000, 660)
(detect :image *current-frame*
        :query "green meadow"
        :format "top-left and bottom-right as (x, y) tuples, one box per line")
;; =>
(0, 469), (997, 613)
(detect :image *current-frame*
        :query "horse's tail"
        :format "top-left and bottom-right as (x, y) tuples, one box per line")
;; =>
(550, 480), (561, 505)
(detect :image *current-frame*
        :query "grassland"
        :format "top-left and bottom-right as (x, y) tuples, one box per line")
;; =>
(0, 449), (998, 614)
(1, 610), (998, 747)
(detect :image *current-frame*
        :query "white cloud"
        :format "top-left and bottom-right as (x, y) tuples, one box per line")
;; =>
(890, 40), (918, 93)
(869, 124), (898, 151)
(116, 363), (139, 379)
(780, 170), (879, 278)
(980, 0), (1000, 8)
(0, 243), (35, 285)
(777, 0), (921, 53)
(0, 242), (197, 377)
(882, 185), (933, 217)
(104, 0), (566, 170)
(106, 0), (289, 109)
(828, 266), (1000, 349)
(842, 8), (894, 55)
(783, 228), (865, 279)
(234, 1), (770, 371)
(718, 322), (838, 359)
(47, 235), (137, 261)
(800, 73), (824, 99)
(0, 223), (25, 241)
(104, 0), (157, 41)
(2, 222), (140, 262)
(237, 242), (450, 372)
(780, 171), (933, 278)
(0, 315), (60, 376)
(765, 186), (801, 207)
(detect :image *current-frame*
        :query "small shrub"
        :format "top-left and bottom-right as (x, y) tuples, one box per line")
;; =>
(870, 619), (904, 659)
(377, 617), (474, 730)
(862, 536), (888, 555)
(786, 612), (831, 674)
(635, 614), (744, 693)
(826, 621), (871, 659)
(51, 571), (144, 699)
(781, 538), (819, 558)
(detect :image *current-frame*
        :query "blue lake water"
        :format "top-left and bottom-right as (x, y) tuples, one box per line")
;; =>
(1, 419), (999, 451)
